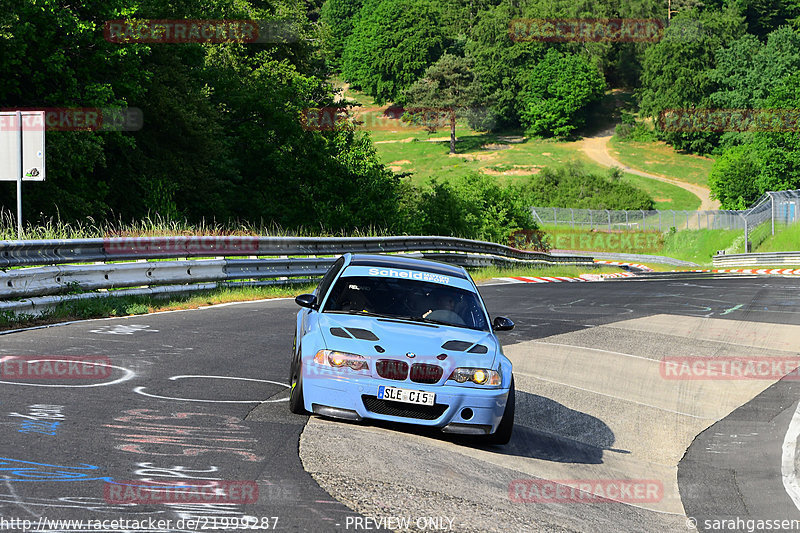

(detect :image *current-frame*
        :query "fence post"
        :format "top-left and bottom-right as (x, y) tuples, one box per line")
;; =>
(685, 211), (689, 230)
(553, 207), (557, 226)
(606, 209), (611, 230)
(672, 210), (676, 229)
(706, 212), (709, 230)
(768, 191), (776, 235)
(741, 212), (749, 252)
(625, 210), (629, 227)
(570, 208), (574, 228)
(589, 210), (593, 229)
(658, 211), (662, 231)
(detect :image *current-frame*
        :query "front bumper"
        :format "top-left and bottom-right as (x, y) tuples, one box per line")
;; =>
(302, 367), (510, 434)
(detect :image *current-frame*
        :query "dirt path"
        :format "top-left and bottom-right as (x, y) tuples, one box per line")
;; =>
(579, 126), (720, 210)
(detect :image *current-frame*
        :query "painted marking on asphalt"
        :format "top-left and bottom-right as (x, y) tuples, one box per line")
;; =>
(89, 324), (157, 335)
(782, 399), (800, 511)
(720, 304), (744, 316)
(134, 375), (289, 403)
(0, 359), (135, 388)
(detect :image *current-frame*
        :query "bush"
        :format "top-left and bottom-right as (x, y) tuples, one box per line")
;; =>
(400, 173), (537, 243)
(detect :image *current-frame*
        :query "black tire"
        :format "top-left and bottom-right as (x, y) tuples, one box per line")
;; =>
(288, 341), (307, 415)
(486, 377), (515, 445)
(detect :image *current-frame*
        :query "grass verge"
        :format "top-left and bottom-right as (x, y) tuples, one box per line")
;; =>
(469, 264), (623, 281)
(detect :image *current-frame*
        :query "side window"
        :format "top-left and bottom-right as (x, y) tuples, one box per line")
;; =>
(316, 257), (345, 304)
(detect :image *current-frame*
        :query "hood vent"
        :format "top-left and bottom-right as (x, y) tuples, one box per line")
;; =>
(329, 327), (380, 341)
(330, 327), (351, 338)
(441, 340), (473, 351)
(347, 328), (379, 341)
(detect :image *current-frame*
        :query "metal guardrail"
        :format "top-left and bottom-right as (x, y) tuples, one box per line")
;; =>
(712, 251), (800, 267)
(0, 237), (594, 314)
(0, 235), (586, 268)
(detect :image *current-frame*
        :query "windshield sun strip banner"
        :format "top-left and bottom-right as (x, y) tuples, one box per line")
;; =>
(340, 266), (475, 291)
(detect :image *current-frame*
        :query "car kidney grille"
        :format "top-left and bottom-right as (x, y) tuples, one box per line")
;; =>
(376, 359), (409, 380)
(361, 396), (447, 420)
(410, 363), (443, 384)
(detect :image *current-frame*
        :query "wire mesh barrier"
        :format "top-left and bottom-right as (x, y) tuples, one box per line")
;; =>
(739, 190), (800, 251)
(533, 189), (800, 254)
(530, 207), (746, 231)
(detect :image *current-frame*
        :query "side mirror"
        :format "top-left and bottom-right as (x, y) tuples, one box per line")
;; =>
(492, 316), (514, 332)
(295, 294), (317, 309)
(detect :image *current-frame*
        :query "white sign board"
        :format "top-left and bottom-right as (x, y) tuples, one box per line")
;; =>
(0, 111), (46, 181)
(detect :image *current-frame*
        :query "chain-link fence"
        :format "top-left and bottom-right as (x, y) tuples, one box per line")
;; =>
(532, 189), (800, 252)
(740, 190), (800, 251)
(530, 207), (745, 231)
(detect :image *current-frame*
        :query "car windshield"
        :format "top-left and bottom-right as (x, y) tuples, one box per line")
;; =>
(323, 275), (489, 331)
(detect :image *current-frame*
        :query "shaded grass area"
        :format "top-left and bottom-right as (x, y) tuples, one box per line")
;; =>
(608, 136), (714, 188)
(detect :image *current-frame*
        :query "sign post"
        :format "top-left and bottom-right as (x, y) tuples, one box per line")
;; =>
(0, 110), (45, 237)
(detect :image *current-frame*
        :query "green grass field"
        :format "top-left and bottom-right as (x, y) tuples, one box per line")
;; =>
(752, 221), (800, 252)
(608, 136), (714, 188)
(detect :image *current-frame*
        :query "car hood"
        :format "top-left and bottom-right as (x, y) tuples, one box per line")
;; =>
(318, 312), (499, 367)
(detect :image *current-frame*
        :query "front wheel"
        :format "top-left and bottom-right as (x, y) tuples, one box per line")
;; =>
(486, 377), (515, 445)
(288, 358), (307, 415)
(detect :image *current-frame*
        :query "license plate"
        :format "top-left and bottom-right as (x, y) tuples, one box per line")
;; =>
(378, 386), (435, 406)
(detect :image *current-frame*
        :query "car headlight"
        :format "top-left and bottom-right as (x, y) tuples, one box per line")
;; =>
(314, 350), (369, 372)
(448, 367), (502, 386)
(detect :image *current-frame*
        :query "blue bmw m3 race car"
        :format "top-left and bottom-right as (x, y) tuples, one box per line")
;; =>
(288, 253), (516, 445)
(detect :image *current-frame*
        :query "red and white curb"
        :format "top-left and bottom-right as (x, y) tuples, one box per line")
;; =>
(496, 272), (636, 284)
(594, 260), (654, 272)
(671, 268), (800, 275)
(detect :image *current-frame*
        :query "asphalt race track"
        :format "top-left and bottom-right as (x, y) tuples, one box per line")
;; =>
(1, 273), (799, 532)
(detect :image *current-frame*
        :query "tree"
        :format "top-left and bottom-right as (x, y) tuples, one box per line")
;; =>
(517, 49), (606, 138)
(319, 0), (363, 69)
(638, 7), (746, 152)
(465, 2), (546, 130)
(403, 54), (484, 154)
(341, 0), (446, 104)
